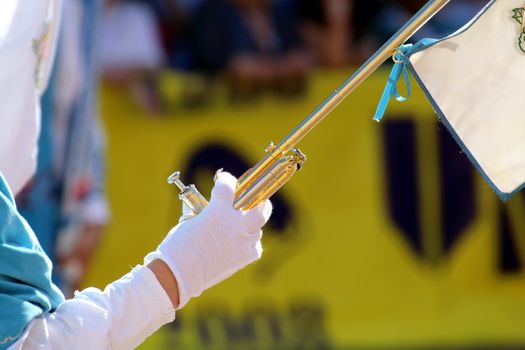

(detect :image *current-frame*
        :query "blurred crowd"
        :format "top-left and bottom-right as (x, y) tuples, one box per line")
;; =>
(19, 0), (487, 297)
(98, 0), (487, 110)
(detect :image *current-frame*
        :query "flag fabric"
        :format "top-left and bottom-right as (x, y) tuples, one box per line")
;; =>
(375, 0), (525, 201)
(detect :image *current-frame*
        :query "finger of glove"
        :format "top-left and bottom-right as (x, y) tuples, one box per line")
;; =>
(244, 228), (263, 242)
(210, 171), (237, 205)
(238, 230), (263, 260)
(240, 199), (272, 233)
(248, 239), (263, 260)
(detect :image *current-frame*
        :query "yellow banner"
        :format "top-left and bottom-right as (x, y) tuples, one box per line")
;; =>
(86, 70), (525, 349)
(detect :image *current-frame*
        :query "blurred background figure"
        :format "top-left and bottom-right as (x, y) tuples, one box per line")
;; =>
(297, 0), (357, 67)
(371, 0), (487, 43)
(296, 0), (487, 68)
(189, 0), (311, 102)
(149, 0), (205, 70)
(98, 0), (165, 114)
(17, 0), (110, 297)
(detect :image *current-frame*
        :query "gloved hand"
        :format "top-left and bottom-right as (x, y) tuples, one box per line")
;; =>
(144, 171), (272, 309)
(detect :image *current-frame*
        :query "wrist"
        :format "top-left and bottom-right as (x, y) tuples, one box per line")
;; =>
(147, 259), (180, 308)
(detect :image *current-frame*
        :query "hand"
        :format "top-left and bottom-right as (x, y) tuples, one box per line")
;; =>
(145, 171), (272, 309)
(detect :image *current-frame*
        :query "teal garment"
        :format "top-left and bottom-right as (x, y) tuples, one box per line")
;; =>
(0, 173), (64, 349)
(18, 52), (62, 286)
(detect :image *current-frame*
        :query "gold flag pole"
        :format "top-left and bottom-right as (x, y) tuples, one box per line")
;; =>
(171, 0), (451, 214)
(275, 0), (451, 152)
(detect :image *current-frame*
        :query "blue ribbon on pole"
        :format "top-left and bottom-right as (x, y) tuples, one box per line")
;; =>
(373, 39), (437, 122)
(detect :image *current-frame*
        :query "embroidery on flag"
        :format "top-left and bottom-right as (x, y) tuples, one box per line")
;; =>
(512, 5), (525, 53)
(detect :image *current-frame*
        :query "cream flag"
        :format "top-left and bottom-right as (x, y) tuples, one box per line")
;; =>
(376, 0), (525, 201)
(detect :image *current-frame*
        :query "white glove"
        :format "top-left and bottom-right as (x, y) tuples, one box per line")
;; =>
(144, 172), (272, 309)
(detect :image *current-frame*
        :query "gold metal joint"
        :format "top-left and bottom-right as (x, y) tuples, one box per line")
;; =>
(265, 142), (276, 153)
(290, 148), (306, 164)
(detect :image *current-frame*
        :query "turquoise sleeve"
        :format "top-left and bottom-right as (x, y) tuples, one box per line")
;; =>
(0, 173), (64, 349)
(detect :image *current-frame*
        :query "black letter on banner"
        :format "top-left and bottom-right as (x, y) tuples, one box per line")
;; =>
(498, 193), (525, 273)
(382, 118), (477, 262)
(289, 299), (331, 349)
(240, 303), (283, 347)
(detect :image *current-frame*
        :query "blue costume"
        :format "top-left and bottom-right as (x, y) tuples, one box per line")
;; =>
(0, 173), (64, 350)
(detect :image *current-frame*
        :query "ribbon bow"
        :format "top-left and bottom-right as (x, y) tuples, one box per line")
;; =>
(373, 38), (437, 122)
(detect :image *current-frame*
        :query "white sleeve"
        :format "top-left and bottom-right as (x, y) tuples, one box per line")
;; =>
(10, 265), (175, 350)
(0, 0), (61, 194)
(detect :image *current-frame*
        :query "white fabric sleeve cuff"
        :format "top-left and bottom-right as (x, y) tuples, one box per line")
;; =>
(9, 265), (175, 350)
(75, 265), (176, 349)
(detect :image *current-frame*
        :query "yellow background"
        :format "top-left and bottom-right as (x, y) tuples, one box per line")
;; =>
(85, 69), (525, 349)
